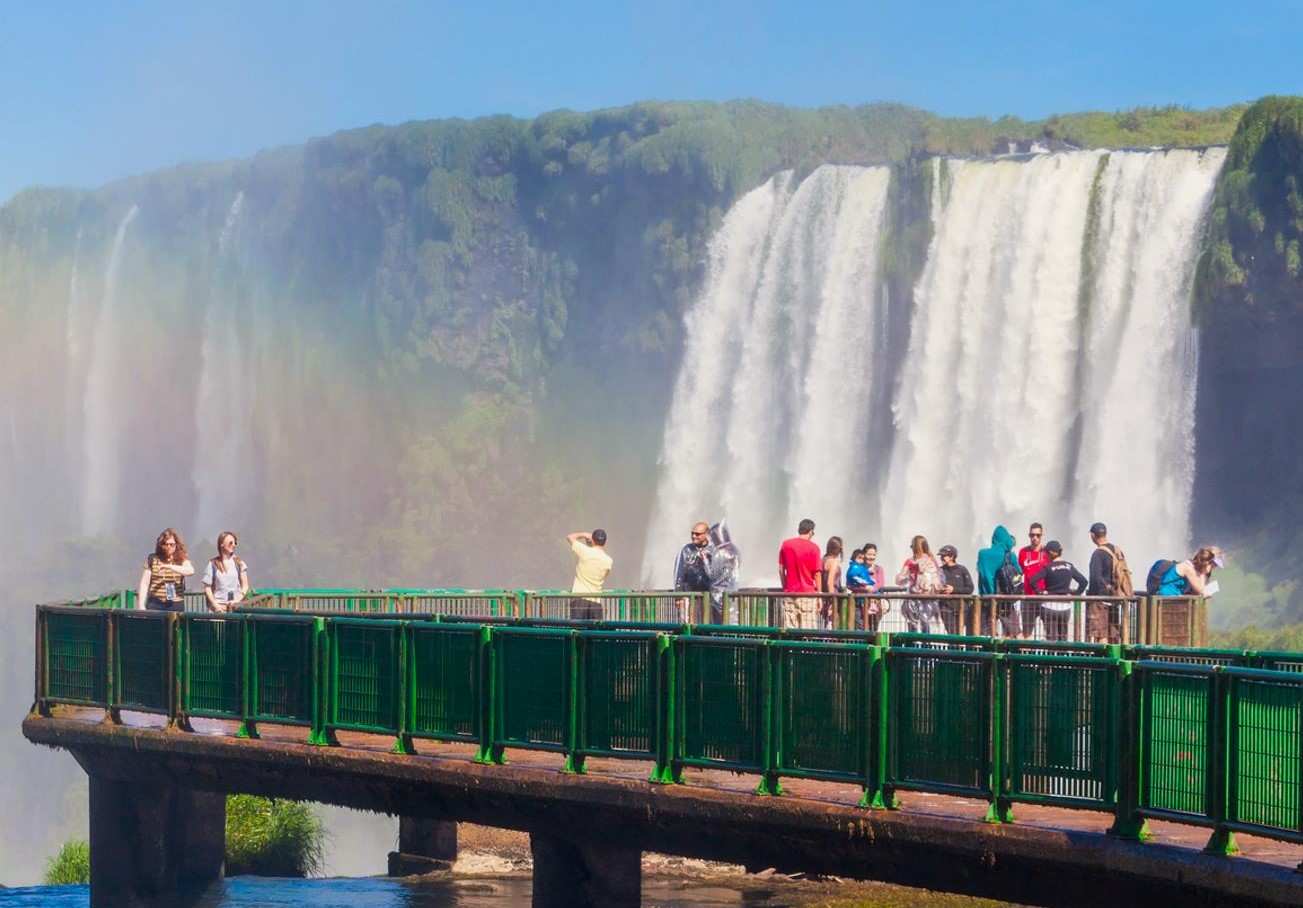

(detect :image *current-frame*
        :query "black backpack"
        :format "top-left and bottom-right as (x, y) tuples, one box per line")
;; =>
(1146, 559), (1177, 595)
(996, 552), (1023, 594)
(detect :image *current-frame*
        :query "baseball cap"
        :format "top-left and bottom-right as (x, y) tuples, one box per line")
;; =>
(938, 545), (958, 558)
(1089, 522), (1107, 536)
(1045, 540), (1063, 555)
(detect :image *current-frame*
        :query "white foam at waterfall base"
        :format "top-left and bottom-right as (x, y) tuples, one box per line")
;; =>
(643, 149), (1225, 584)
(80, 205), (139, 536)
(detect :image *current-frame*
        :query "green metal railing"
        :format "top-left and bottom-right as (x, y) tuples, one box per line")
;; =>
(30, 602), (1303, 856)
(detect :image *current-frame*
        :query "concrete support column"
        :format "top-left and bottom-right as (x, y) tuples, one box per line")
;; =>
(530, 830), (640, 908)
(387, 816), (458, 875)
(88, 773), (225, 907)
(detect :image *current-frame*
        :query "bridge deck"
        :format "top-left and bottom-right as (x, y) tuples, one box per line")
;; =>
(44, 705), (1302, 873)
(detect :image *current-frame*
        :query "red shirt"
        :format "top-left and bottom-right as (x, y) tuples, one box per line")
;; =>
(778, 537), (821, 593)
(1019, 546), (1052, 594)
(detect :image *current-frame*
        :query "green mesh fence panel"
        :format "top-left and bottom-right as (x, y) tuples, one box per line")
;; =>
(891, 652), (991, 794)
(250, 619), (315, 723)
(284, 594), (398, 614)
(113, 614), (170, 712)
(45, 610), (108, 705)
(1128, 646), (1250, 668)
(1141, 669), (1213, 818)
(678, 639), (766, 769)
(580, 634), (657, 757)
(777, 645), (866, 779)
(408, 625), (480, 741)
(182, 616), (242, 717)
(1007, 660), (1116, 805)
(404, 593), (518, 618)
(496, 632), (570, 748)
(330, 622), (401, 732)
(1228, 674), (1302, 839)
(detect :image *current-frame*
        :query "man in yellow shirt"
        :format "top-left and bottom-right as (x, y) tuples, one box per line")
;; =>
(567, 529), (612, 619)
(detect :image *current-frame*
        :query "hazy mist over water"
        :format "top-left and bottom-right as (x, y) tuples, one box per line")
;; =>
(0, 140), (1228, 885)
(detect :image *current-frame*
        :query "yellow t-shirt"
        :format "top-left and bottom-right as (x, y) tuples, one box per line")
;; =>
(571, 539), (613, 599)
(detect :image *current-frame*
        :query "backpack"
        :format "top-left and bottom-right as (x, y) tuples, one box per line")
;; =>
(995, 552), (1023, 594)
(1104, 543), (1134, 597)
(1146, 559), (1178, 595)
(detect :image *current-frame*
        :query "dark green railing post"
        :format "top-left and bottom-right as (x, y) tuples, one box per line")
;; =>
(106, 610), (121, 725)
(237, 616), (259, 739)
(1204, 667), (1240, 856)
(474, 625), (503, 764)
(393, 620), (414, 755)
(33, 607), (49, 717)
(168, 613), (188, 730)
(860, 643), (896, 808)
(1108, 658), (1150, 840)
(564, 631), (585, 774)
(650, 634), (676, 784)
(758, 640), (782, 796)
(308, 617), (330, 746)
(985, 653), (1012, 823)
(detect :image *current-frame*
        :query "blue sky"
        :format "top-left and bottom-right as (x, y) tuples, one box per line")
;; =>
(1, 0), (1299, 202)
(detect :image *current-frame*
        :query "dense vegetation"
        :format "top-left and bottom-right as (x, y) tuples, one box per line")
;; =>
(40, 796), (324, 885)
(1199, 96), (1303, 310)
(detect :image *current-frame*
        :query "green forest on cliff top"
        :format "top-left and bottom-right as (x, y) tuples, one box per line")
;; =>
(1, 97), (1301, 638)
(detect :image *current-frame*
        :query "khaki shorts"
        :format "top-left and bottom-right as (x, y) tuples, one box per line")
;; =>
(782, 596), (819, 629)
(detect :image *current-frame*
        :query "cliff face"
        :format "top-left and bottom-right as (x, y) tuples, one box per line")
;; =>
(1193, 97), (1303, 625)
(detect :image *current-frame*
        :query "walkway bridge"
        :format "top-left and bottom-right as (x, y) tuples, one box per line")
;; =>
(22, 589), (1303, 908)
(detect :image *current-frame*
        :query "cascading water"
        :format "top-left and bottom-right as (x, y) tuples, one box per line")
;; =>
(641, 165), (893, 583)
(643, 148), (1226, 583)
(193, 193), (256, 537)
(80, 205), (138, 536)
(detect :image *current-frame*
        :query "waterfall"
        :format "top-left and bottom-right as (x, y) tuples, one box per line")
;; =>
(641, 165), (893, 583)
(193, 193), (255, 538)
(80, 206), (138, 536)
(643, 148), (1225, 584)
(882, 149), (1224, 567)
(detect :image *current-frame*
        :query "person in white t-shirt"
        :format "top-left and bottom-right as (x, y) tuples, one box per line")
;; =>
(566, 529), (612, 620)
(203, 530), (249, 613)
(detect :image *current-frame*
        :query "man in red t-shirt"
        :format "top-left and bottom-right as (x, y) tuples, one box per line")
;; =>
(778, 518), (822, 628)
(1018, 522), (1052, 639)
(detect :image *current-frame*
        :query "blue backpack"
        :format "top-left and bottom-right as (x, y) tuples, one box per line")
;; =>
(1145, 559), (1177, 595)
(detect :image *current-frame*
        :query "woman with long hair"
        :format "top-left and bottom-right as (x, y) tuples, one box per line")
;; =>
(1156, 546), (1223, 596)
(203, 530), (250, 612)
(137, 527), (195, 612)
(819, 536), (844, 628)
(895, 534), (942, 633)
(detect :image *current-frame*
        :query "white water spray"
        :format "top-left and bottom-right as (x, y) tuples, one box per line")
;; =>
(642, 166), (892, 583)
(643, 149), (1225, 583)
(80, 206), (139, 536)
(193, 193), (255, 537)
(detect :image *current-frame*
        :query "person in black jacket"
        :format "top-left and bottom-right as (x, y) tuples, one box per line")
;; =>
(937, 544), (974, 635)
(1027, 540), (1087, 642)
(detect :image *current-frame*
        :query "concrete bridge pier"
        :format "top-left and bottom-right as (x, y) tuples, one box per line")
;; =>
(387, 816), (458, 875)
(529, 830), (640, 908)
(84, 770), (225, 907)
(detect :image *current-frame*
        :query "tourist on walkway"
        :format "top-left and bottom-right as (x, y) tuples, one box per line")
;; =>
(853, 542), (888, 631)
(567, 529), (612, 620)
(707, 521), (741, 624)
(977, 525), (1022, 637)
(137, 527), (195, 612)
(673, 521), (714, 623)
(937, 544), (974, 635)
(1155, 546), (1223, 596)
(1018, 522), (1052, 638)
(778, 519), (821, 629)
(203, 531), (249, 612)
(1087, 522), (1129, 643)
(1027, 541), (1087, 642)
(819, 536), (844, 628)
(895, 535), (941, 633)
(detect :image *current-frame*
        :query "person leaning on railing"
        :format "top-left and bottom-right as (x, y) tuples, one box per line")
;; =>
(137, 527), (195, 612)
(1154, 546), (1223, 596)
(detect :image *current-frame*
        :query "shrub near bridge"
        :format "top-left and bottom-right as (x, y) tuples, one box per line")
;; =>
(43, 795), (325, 884)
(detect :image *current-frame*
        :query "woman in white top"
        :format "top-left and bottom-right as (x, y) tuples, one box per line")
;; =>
(204, 531), (249, 612)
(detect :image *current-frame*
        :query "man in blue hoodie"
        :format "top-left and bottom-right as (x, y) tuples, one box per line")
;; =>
(976, 525), (1022, 637)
